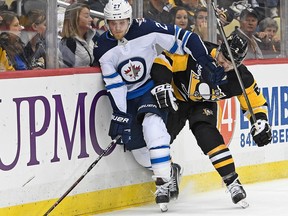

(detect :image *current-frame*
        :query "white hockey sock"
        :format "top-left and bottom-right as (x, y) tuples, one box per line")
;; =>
(150, 145), (171, 182)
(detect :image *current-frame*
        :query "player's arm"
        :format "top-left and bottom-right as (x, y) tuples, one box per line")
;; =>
(147, 20), (226, 86)
(238, 80), (268, 120)
(99, 57), (132, 145)
(237, 70), (271, 147)
(150, 53), (178, 111)
(151, 52), (173, 85)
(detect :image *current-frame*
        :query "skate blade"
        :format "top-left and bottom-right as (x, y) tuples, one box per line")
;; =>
(237, 199), (249, 209)
(171, 167), (184, 201)
(159, 203), (168, 212)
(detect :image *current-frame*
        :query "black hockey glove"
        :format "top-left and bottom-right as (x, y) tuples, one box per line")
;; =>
(250, 119), (272, 147)
(109, 111), (132, 145)
(197, 55), (227, 86)
(151, 83), (178, 112)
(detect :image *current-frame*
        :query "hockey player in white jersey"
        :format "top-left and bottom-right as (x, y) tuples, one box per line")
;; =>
(94, 0), (226, 212)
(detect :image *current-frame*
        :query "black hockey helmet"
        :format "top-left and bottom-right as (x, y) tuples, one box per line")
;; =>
(220, 33), (248, 65)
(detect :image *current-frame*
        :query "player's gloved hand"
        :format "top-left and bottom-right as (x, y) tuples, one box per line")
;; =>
(250, 119), (272, 147)
(151, 83), (178, 112)
(197, 55), (227, 86)
(109, 111), (132, 145)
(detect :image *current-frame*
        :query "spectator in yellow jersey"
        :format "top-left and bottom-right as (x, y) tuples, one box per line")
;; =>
(0, 11), (31, 70)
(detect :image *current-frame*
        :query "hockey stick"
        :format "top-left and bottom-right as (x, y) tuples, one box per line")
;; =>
(211, 0), (257, 124)
(43, 135), (121, 216)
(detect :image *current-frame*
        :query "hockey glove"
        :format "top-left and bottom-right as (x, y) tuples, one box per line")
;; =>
(109, 111), (132, 145)
(151, 83), (178, 112)
(197, 55), (227, 86)
(250, 119), (272, 147)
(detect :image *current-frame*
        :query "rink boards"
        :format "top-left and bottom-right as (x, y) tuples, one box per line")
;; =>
(0, 60), (288, 216)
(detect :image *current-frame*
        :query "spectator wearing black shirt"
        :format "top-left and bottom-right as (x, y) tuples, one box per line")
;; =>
(144, 0), (171, 24)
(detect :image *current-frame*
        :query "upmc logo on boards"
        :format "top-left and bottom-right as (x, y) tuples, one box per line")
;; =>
(218, 98), (237, 147)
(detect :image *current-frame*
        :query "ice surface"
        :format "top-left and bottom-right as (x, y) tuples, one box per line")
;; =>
(96, 178), (288, 216)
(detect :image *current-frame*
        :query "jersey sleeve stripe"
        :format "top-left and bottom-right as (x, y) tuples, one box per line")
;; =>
(181, 31), (192, 52)
(168, 26), (181, 54)
(169, 42), (178, 54)
(105, 82), (126, 90)
(102, 72), (119, 79)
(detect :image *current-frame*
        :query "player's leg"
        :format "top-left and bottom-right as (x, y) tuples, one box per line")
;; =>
(142, 112), (171, 209)
(189, 101), (248, 207)
(132, 91), (172, 211)
(166, 100), (190, 199)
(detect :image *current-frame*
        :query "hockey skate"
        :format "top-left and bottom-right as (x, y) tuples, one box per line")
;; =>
(170, 163), (182, 200)
(227, 178), (249, 208)
(155, 178), (170, 212)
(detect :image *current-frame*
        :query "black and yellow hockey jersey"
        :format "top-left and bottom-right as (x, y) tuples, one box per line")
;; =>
(151, 41), (268, 122)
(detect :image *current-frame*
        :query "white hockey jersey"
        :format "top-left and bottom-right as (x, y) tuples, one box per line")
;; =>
(94, 18), (209, 112)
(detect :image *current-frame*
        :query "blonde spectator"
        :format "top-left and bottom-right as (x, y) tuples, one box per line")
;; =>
(21, 9), (46, 69)
(59, 3), (96, 68)
(0, 11), (31, 70)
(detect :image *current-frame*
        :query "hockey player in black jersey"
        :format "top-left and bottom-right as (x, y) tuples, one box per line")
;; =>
(150, 33), (272, 208)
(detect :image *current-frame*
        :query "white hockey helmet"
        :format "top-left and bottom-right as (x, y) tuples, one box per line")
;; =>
(104, 0), (132, 32)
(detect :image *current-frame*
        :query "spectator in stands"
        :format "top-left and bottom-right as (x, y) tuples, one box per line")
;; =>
(65, 0), (77, 3)
(215, 0), (235, 26)
(9, 0), (47, 15)
(256, 17), (280, 57)
(0, 11), (31, 70)
(173, 0), (204, 23)
(0, 0), (8, 11)
(248, 0), (279, 19)
(234, 8), (263, 59)
(143, 0), (171, 24)
(59, 3), (96, 68)
(192, 7), (208, 41)
(266, 0), (279, 18)
(21, 9), (46, 69)
(87, 0), (108, 12)
(169, 6), (191, 30)
(0, 13), (14, 71)
(0, 46), (15, 71)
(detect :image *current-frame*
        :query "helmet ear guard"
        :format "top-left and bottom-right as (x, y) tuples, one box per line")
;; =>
(104, 0), (132, 34)
(220, 33), (248, 65)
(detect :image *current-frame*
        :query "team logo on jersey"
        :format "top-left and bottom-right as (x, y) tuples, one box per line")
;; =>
(203, 108), (214, 116)
(118, 57), (146, 83)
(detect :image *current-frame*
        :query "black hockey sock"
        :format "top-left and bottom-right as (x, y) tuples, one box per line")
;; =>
(223, 172), (238, 186)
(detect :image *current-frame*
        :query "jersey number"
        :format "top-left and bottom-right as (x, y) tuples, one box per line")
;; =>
(155, 22), (168, 30)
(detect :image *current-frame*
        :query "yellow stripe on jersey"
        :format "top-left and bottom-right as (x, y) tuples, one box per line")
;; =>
(172, 81), (186, 101)
(237, 80), (268, 119)
(210, 48), (217, 59)
(164, 52), (189, 72)
(154, 54), (173, 71)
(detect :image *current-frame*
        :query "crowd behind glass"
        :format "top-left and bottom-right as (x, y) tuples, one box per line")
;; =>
(0, 0), (283, 71)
